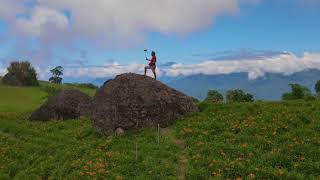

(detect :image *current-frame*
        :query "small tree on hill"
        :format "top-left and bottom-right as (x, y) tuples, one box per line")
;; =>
(315, 80), (320, 95)
(49, 66), (63, 84)
(2, 61), (39, 86)
(205, 90), (223, 103)
(282, 83), (311, 100)
(226, 89), (254, 103)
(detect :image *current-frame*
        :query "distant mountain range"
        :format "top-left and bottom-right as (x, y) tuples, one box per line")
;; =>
(90, 69), (320, 100)
(168, 69), (320, 100)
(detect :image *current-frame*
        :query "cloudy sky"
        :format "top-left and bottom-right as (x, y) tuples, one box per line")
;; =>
(0, 0), (319, 81)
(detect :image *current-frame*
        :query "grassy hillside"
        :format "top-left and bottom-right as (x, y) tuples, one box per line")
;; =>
(0, 83), (179, 179)
(0, 85), (47, 113)
(39, 81), (97, 97)
(0, 83), (319, 179)
(176, 102), (320, 179)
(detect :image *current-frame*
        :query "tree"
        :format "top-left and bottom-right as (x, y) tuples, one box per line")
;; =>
(315, 80), (320, 95)
(205, 90), (223, 103)
(49, 66), (63, 84)
(226, 89), (254, 103)
(290, 84), (311, 99)
(282, 93), (294, 101)
(282, 83), (311, 100)
(2, 61), (39, 86)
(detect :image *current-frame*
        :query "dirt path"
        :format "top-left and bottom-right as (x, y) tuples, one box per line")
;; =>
(160, 128), (188, 180)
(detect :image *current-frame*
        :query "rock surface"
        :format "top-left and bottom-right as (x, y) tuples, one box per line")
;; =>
(29, 89), (92, 121)
(115, 128), (125, 135)
(91, 73), (198, 136)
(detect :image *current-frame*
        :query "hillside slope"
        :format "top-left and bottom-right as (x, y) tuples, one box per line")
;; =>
(0, 83), (319, 179)
(0, 83), (180, 179)
(176, 102), (320, 179)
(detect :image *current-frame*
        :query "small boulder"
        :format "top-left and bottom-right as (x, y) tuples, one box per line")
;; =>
(29, 89), (92, 121)
(115, 128), (125, 135)
(91, 73), (198, 136)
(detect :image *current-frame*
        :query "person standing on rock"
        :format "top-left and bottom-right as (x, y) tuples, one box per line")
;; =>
(144, 51), (157, 80)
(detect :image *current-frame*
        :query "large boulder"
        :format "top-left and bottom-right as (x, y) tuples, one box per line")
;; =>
(29, 89), (92, 121)
(91, 73), (198, 136)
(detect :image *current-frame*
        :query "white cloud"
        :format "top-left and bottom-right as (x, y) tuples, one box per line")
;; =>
(0, 68), (7, 76)
(40, 52), (320, 81)
(63, 62), (162, 79)
(0, 0), (260, 66)
(39, 0), (240, 36)
(15, 6), (69, 37)
(64, 63), (143, 78)
(4, 51), (320, 81)
(164, 52), (320, 80)
(0, 0), (27, 20)
(0, 0), (254, 47)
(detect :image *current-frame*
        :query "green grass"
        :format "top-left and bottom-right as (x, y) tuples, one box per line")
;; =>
(0, 83), (319, 179)
(0, 119), (179, 179)
(176, 102), (320, 179)
(0, 85), (46, 113)
(39, 81), (97, 97)
(0, 83), (179, 179)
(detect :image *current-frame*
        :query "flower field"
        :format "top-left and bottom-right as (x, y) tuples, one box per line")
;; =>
(0, 84), (179, 179)
(176, 102), (320, 179)
(0, 83), (319, 179)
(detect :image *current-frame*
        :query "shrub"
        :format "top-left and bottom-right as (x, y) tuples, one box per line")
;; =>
(198, 101), (211, 112)
(204, 90), (223, 103)
(41, 85), (62, 98)
(315, 80), (320, 95)
(291, 84), (311, 98)
(282, 93), (295, 101)
(299, 115), (312, 124)
(191, 97), (200, 104)
(64, 83), (98, 89)
(304, 95), (317, 101)
(226, 89), (254, 103)
(282, 84), (311, 101)
(2, 61), (39, 86)
(78, 83), (98, 89)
